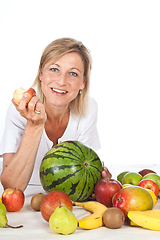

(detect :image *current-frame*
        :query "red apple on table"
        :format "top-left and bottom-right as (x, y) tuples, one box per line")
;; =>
(138, 179), (159, 197)
(13, 87), (36, 105)
(142, 173), (160, 197)
(94, 179), (122, 207)
(138, 169), (156, 177)
(2, 188), (25, 212)
(40, 190), (73, 222)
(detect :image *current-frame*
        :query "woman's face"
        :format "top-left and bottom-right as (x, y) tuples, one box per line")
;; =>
(39, 52), (86, 108)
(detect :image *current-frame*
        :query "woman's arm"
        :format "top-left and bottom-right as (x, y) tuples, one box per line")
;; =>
(0, 93), (46, 191)
(1, 122), (44, 191)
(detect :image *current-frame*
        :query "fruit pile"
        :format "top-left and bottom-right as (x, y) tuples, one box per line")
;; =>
(117, 169), (160, 197)
(0, 168), (160, 233)
(0, 130), (160, 233)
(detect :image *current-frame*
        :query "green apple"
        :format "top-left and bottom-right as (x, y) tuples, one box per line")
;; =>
(142, 173), (160, 197)
(117, 171), (129, 184)
(122, 172), (142, 185)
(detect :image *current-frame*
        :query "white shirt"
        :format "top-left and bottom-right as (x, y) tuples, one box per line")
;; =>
(0, 97), (100, 185)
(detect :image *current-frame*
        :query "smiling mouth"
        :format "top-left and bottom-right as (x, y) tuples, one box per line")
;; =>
(51, 88), (68, 94)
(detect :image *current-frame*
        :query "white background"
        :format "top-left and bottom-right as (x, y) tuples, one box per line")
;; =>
(0, 0), (160, 167)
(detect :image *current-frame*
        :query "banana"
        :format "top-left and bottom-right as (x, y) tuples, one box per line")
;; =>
(72, 201), (107, 229)
(143, 209), (160, 214)
(130, 221), (139, 227)
(128, 210), (160, 231)
(130, 209), (160, 227)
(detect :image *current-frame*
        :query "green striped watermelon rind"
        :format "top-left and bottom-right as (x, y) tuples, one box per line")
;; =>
(40, 141), (103, 202)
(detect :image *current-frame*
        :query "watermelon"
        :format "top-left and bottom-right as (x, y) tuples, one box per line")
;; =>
(40, 141), (103, 201)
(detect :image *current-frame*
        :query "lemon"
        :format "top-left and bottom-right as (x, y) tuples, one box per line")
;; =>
(145, 189), (158, 207)
(0, 198), (2, 203)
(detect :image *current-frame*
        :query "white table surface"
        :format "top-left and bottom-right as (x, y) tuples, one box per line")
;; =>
(0, 182), (160, 240)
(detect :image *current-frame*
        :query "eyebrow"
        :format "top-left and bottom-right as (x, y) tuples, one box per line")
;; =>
(50, 63), (82, 73)
(50, 63), (60, 67)
(70, 67), (82, 73)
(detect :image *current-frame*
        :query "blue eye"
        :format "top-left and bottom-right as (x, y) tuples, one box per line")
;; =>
(70, 72), (78, 77)
(50, 68), (58, 72)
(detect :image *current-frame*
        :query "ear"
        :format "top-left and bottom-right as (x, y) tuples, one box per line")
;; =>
(39, 69), (43, 81)
(80, 77), (87, 90)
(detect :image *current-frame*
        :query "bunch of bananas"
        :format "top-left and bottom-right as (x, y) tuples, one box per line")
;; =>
(128, 209), (160, 231)
(72, 201), (107, 229)
(73, 200), (160, 231)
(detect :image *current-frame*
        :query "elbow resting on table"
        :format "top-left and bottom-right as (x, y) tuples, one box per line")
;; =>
(0, 172), (27, 192)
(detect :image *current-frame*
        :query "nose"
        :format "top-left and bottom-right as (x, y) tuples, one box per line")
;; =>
(56, 73), (67, 86)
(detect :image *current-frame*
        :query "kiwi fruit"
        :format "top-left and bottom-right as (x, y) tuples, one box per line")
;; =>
(103, 207), (125, 229)
(31, 193), (45, 211)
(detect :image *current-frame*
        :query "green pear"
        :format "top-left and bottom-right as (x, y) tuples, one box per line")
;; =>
(0, 212), (23, 229)
(0, 213), (8, 228)
(0, 203), (7, 215)
(49, 203), (77, 235)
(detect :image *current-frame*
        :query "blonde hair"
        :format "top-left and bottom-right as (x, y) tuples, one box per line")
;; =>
(32, 37), (92, 116)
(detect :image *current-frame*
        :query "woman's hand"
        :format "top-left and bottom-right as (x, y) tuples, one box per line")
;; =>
(101, 161), (112, 180)
(12, 92), (47, 126)
(2, 93), (46, 191)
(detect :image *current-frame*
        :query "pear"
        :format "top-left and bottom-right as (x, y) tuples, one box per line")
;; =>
(0, 212), (23, 229)
(49, 201), (77, 235)
(0, 202), (7, 215)
(0, 213), (8, 228)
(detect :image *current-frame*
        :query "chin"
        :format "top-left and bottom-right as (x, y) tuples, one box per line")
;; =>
(49, 95), (78, 108)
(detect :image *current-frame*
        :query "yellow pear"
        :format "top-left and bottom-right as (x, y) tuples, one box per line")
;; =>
(49, 203), (77, 235)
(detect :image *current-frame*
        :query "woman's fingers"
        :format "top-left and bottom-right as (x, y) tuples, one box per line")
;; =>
(13, 94), (46, 125)
(102, 161), (112, 180)
(34, 101), (42, 114)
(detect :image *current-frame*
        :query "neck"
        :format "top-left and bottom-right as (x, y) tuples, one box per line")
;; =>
(45, 101), (70, 123)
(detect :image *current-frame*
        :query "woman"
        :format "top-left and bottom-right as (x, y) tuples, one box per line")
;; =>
(0, 38), (111, 191)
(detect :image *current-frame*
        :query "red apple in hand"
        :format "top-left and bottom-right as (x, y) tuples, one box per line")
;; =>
(40, 190), (73, 222)
(13, 87), (36, 105)
(138, 169), (156, 177)
(2, 188), (25, 212)
(138, 179), (159, 197)
(94, 179), (122, 207)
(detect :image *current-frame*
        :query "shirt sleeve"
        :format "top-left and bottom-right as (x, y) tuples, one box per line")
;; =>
(77, 98), (101, 151)
(0, 103), (26, 157)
